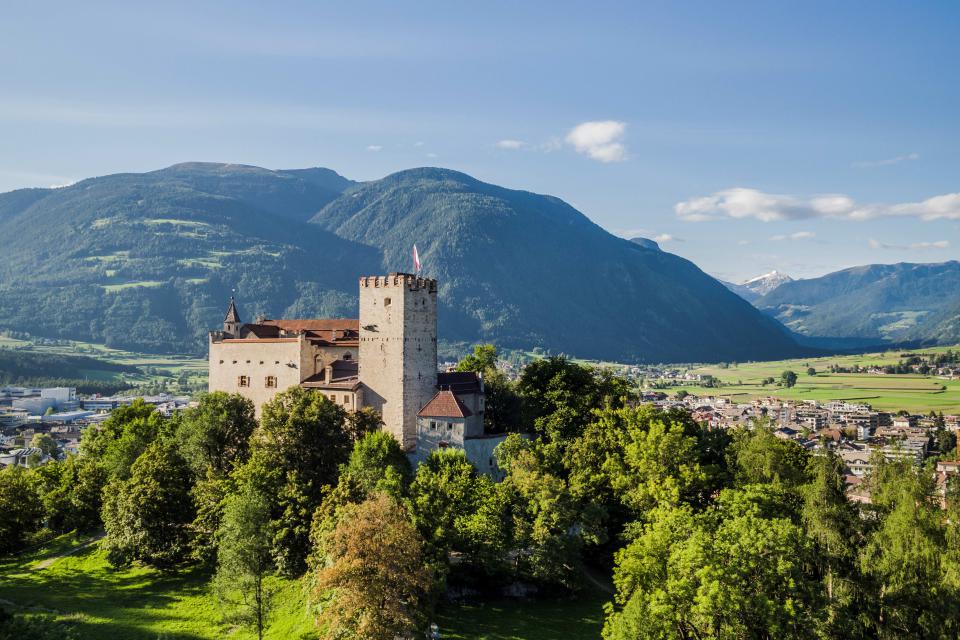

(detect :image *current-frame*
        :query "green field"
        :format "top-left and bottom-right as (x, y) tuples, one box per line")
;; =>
(0, 334), (207, 392)
(675, 346), (960, 413)
(0, 534), (606, 640)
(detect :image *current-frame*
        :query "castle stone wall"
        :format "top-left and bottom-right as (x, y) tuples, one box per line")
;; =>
(358, 274), (438, 450)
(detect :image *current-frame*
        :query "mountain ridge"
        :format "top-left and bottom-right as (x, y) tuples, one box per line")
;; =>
(0, 162), (803, 362)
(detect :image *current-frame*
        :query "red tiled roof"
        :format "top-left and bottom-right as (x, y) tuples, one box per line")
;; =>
(260, 318), (359, 332)
(418, 390), (473, 418)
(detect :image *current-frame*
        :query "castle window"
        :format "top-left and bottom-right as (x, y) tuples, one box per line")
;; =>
(238, 375), (249, 387)
(343, 395), (350, 404)
(265, 376), (277, 388)
(343, 353), (352, 360)
(232, 360), (238, 364)
(384, 297), (391, 306)
(447, 422), (453, 431)
(219, 360), (224, 364)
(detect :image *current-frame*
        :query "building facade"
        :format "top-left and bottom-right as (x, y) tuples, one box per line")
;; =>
(208, 273), (501, 466)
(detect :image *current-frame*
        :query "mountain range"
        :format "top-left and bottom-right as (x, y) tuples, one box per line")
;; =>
(751, 261), (960, 347)
(0, 162), (801, 363)
(722, 271), (794, 302)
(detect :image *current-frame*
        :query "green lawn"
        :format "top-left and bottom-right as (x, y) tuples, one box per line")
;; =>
(0, 535), (607, 640)
(675, 346), (960, 413)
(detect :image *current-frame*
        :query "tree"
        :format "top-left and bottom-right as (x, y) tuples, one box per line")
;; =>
(456, 344), (499, 373)
(675, 389), (689, 400)
(252, 387), (353, 575)
(214, 484), (275, 640)
(801, 453), (863, 636)
(456, 344), (521, 433)
(0, 465), (44, 553)
(342, 431), (411, 496)
(728, 423), (810, 488)
(30, 433), (58, 457)
(408, 449), (508, 576)
(343, 406), (383, 443)
(81, 399), (167, 481)
(102, 440), (196, 568)
(177, 392), (256, 477)
(807, 367), (817, 377)
(312, 493), (433, 640)
(604, 495), (823, 640)
(781, 370), (798, 388)
(859, 459), (960, 637)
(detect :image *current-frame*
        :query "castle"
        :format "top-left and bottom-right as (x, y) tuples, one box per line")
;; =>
(208, 273), (504, 474)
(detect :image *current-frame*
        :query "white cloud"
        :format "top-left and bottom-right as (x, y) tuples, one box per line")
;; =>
(653, 233), (682, 243)
(770, 231), (815, 241)
(413, 141), (425, 147)
(675, 187), (960, 222)
(495, 139), (525, 150)
(869, 239), (950, 250)
(366, 145), (383, 151)
(426, 152), (438, 159)
(852, 152), (919, 169)
(565, 120), (627, 163)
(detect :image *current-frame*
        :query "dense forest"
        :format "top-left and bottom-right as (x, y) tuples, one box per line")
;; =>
(0, 350), (139, 395)
(2, 349), (959, 639)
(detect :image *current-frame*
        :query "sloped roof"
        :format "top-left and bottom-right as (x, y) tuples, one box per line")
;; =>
(437, 371), (482, 394)
(418, 390), (473, 418)
(224, 298), (241, 323)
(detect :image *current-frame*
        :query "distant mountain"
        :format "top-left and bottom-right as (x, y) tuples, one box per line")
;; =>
(0, 163), (377, 353)
(0, 163), (803, 362)
(629, 237), (662, 251)
(310, 167), (801, 362)
(722, 271), (793, 302)
(754, 261), (960, 344)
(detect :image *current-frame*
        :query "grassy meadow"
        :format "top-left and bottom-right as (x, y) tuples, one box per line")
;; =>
(674, 345), (960, 413)
(0, 334), (207, 392)
(0, 534), (606, 640)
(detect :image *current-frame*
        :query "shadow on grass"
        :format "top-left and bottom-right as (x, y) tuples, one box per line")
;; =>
(435, 589), (607, 640)
(0, 544), (216, 640)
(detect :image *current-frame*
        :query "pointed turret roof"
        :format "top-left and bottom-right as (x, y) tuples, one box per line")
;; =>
(224, 297), (241, 324)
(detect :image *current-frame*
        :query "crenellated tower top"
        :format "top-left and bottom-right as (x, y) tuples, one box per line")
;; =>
(359, 273), (437, 292)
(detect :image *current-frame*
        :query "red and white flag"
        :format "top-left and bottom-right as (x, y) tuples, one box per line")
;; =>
(413, 244), (421, 273)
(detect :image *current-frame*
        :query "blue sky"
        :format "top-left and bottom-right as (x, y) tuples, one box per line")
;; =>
(2, 1), (957, 281)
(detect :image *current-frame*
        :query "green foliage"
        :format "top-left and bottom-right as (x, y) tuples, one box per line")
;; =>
(80, 399), (166, 480)
(102, 440), (196, 568)
(728, 423), (810, 488)
(177, 392), (256, 477)
(247, 386), (353, 576)
(30, 432), (58, 456)
(214, 484), (276, 640)
(409, 449), (509, 578)
(343, 430), (412, 496)
(781, 369), (799, 387)
(0, 465), (44, 553)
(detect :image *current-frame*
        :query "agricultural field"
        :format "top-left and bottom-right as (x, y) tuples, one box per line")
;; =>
(0, 334), (207, 393)
(674, 345), (960, 413)
(0, 534), (605, 640)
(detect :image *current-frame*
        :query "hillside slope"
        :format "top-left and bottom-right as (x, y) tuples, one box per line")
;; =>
(0, 163), (376, 353)
(755, 261), (960, 343)
(311, 168), (801, 363)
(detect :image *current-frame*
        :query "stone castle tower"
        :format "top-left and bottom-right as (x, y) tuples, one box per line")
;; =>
(358, 273), (438, 451)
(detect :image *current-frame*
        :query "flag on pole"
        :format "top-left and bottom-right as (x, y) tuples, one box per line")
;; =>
(413, 244), (421, 273)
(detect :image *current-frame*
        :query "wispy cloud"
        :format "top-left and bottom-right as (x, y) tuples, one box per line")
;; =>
(675, 187), (960, 222)
(366, 145), (383, 152)
(654, 233), (682, 243)
(868, 239), (950, 250)
(770, 231), (815, 241)
(852, 152), (919, 169)
(495, 139), (526, 150)
(565, 121), (627, 163)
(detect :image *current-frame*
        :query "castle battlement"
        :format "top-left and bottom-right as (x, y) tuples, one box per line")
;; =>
(360, 273), (437, 292)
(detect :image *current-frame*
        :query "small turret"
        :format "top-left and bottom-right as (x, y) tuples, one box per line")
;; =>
(224, 296), (242, 337)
